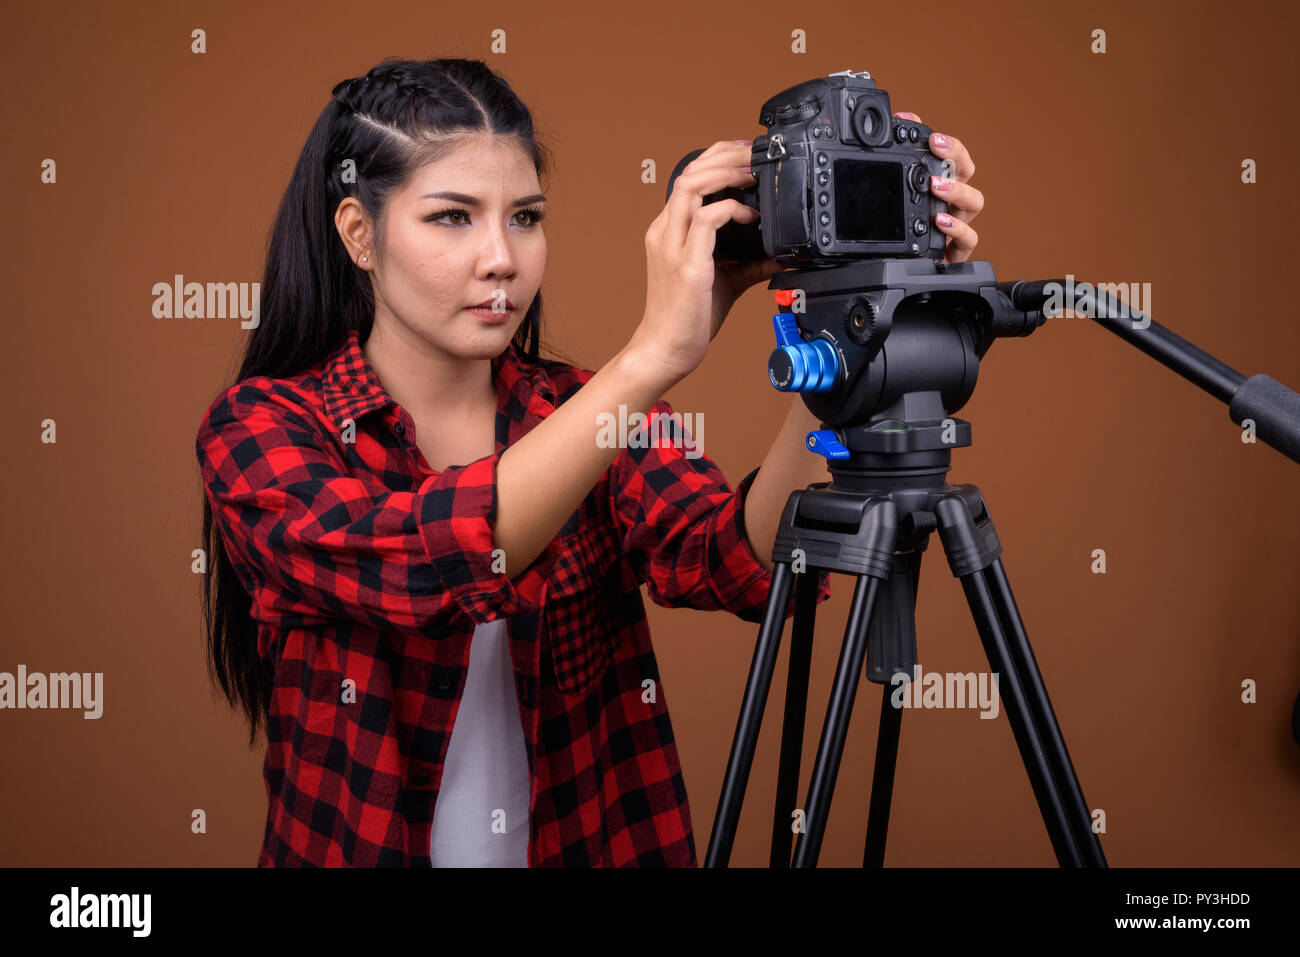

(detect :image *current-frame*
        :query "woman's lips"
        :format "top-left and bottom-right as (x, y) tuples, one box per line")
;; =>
(467, 305), (513, 323)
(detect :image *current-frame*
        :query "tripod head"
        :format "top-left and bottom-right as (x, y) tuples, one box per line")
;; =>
(765, 258), (1045, 488)
(766, 258), (1300, 477)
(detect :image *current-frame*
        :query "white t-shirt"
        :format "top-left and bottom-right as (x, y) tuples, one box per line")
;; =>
(429, 616), (531, 867)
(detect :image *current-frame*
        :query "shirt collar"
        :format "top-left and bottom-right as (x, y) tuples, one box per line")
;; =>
(321, 326), (557, 432)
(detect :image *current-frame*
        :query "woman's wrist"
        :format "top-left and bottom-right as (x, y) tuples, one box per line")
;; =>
(614, 333), (685, 398)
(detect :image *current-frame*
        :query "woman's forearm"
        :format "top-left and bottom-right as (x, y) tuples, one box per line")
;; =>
(496, 352), (828, 580)
(743, 397), (831, 572)
(495, 346), (671, 579)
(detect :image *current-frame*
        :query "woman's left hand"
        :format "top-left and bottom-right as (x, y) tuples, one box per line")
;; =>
(893, 111), (983, 264)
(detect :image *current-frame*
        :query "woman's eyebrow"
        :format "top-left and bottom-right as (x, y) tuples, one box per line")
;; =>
(421, 190), (546, 207)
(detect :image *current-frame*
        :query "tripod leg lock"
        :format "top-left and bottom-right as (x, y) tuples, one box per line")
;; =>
(934, 495), (1002, 577)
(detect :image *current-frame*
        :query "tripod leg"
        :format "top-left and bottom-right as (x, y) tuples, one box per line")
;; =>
(790, 573), (884, 867)
(984, 558), (1108, 867)
(864, 688), (901, 867)
(934, 495), (1089, 865)
(705, 560), (796, 867)
(769, 569), (820, 867)
(863, 548), (922, 868)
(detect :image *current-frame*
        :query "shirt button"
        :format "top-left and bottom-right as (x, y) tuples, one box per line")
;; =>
(412, 773), (429, 787)
(394, 421), (405, 436)
(439, 674), (452, 691)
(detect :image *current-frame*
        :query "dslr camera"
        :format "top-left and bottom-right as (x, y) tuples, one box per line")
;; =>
(668, 69), (949, 267)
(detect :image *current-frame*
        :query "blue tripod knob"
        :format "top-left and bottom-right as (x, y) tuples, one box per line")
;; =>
(767, 313), (839, 394)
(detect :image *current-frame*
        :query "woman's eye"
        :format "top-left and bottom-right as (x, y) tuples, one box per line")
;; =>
(425, 207), (545, 227)
(426, 208), (470, 225)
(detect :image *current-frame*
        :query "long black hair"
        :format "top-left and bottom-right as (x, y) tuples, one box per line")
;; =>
(202, 57), (564, 747)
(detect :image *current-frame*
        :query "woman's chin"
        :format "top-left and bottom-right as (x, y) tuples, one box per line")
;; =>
(457, 317), (522, 354)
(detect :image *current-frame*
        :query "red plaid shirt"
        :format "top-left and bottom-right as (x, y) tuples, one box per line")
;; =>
(196, 327), (831, 867)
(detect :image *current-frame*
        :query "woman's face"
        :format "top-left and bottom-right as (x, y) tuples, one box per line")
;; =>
(354, 133), (547, 359)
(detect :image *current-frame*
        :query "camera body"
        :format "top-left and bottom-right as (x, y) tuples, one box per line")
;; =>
(670, 70), (950, 266)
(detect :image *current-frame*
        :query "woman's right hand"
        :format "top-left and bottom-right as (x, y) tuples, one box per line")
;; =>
(628, 140), (761, 387)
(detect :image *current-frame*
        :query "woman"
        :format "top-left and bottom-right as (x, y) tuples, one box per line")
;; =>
(196, 57), (983, 867)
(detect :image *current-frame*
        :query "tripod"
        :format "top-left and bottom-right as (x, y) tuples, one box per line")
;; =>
(703, 258), (1111, 867)
(704, 254), (1300, 866)
(703, 426), (1106, 867)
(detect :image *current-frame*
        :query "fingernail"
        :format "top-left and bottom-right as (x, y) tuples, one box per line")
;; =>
(937, 213), (954, 227)
(733, 139), (751, 145)
(932, 133), (951, 149)
(930, 175), (952, 192)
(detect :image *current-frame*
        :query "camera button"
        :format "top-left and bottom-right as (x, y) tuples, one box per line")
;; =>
(912, 218), (928, 236)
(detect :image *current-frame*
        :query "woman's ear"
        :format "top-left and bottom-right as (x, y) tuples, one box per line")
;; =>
(334, 197), (373, 263)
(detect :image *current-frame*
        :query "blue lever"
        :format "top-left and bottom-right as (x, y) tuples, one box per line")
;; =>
(806, 429), (850, 460)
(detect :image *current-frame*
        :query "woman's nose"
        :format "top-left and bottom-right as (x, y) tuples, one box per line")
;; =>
(479, 226), (516, 277)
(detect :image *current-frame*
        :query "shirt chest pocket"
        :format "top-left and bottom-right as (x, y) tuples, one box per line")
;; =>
(542, 524), (621, 697)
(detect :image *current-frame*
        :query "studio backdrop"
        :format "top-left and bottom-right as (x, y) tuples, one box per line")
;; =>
(2, 0), (1298, 866)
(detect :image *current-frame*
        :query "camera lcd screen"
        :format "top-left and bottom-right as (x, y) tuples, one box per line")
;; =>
(833, 160), (904, 242)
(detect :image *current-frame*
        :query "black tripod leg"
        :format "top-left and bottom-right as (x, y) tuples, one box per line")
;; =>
(984, 558), (1108, 867)
(863, 548), (922, 868)
(934, 496), (1084, 867)
(770, 569), (820, 867)
(705, 561), (796, 867)
(790, 573), (884, 867)
(864, 686), (901, 867)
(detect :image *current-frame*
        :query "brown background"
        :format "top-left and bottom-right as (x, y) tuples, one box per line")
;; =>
(3, 0), (1298, 867)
